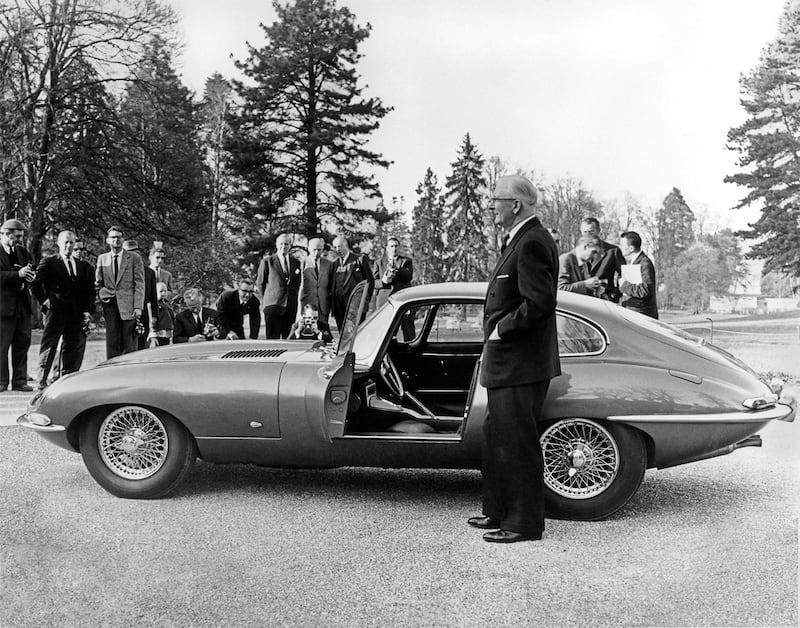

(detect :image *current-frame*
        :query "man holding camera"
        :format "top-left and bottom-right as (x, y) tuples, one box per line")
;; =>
(173, 288), (220, 343)
(0, 218), (35, 391)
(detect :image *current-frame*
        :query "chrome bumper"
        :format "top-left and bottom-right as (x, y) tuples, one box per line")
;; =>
(16, 413), (65, 432)
(608, 398), (796, 424)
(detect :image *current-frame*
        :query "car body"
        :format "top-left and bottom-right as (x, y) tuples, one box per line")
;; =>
(18, 282), (796, 520)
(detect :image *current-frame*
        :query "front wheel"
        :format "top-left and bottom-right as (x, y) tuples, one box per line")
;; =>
(541, 418), (646, 521)
(79, 405), (197, 499)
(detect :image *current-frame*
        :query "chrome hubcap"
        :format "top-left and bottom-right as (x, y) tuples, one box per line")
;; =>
(99, 407), (168, 480)
(541, 419), (620, 499)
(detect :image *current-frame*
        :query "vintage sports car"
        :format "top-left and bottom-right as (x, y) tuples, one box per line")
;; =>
(18, 282), (796, 520)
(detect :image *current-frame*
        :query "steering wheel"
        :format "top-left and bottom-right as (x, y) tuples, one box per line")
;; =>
(380, 354), (405, 398)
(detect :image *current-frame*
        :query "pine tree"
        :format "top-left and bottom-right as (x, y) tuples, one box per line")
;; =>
(726, 0), (800, 277)
(231, 0), (391, 237)
(443, 133), (489, 281)
(655, 187), (695, 308)
(410, 168), (446, 285)
(115, 36), (208, 242)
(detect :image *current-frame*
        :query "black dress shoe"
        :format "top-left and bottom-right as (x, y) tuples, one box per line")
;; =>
(467, 516), (501, 529)
(483, 529), (542, 543)
(11, 384), (34, 392)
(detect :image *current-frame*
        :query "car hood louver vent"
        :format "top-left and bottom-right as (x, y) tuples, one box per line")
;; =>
(221, 349), (288, 359)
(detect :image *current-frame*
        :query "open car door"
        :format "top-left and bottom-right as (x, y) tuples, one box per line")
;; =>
(323, 281), (369, 439)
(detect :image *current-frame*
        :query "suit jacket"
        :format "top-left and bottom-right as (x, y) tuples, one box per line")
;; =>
(558, 251), (593, 295)
(587, 241), (625, 301)
(142, 265), (158, 325)
(173, 306), (220, 343)
(480, 217), (561, 388)
(0, 244), (33, 317)
(216, 289), (261, 339)
(151, 266), (173, 292)
(332, 252), (374, 306)
(32, 255), (94, 314)
(95, 249), (145, 320)
(299, 257), (334, 321)
(256, 253), (302, 315)
(619, 251), (659, 319)
(373, 255), (413, 307)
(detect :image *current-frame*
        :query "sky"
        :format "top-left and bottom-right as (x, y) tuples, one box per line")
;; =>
(167, 0), (786, 231)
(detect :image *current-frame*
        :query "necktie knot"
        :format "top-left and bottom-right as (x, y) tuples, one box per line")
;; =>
(501, 235), (510, 253)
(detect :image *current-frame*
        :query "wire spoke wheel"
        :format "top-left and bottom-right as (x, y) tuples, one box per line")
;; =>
(541, 418), (620, 499)
(98, 406), (169, 480)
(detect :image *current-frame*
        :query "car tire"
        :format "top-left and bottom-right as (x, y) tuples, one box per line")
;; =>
(540, 418), (646, 521)
(79, 405), (197, 499)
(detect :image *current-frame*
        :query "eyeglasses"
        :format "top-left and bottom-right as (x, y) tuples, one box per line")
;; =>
(155, 256), (165, 260)
(240, 289), (253, 294)
(487, 197), (517, 204)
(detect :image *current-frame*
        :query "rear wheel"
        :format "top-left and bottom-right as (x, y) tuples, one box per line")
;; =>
(79, 405), (197, 499)
(541, 418), (646, 521)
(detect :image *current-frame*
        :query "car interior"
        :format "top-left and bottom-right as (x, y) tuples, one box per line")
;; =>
(344, 301), (485, 437)
(340, 300), (606, 437)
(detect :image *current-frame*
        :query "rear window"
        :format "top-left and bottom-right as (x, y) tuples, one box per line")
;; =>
(557, 313), (606, 356)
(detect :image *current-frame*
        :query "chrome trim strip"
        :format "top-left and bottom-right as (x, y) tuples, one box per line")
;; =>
(607, 403), (793, 424)
(16, 415), (66, 432)
(420, 353), (481, 358)
(195, 436), (281, 441)
(341, 433), (462, 441)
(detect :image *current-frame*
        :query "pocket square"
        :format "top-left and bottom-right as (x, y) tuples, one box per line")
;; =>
(496, 274), (510, 279)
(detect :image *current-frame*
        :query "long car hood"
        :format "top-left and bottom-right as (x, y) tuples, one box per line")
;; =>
(97, 340), (321, 366)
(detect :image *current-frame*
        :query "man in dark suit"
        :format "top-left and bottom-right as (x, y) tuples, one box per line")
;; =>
(558, 234), (602, 295)
(581, 216), (625, 302)
(95, 226), (145, 358)
(618, 231), (659, 319)
(216, 279), (261, 340)
(331, 236), (374, 331)
(122, 240), (158, 350)
(299, 237), (334, 329)
(256, 233), (302, 339)
(469, 175), (561, 544)
(173, 288), (220, 343)
(31, 230), (94, 389)
(0, 218), (35, 392)
(373, 236), (413, 307)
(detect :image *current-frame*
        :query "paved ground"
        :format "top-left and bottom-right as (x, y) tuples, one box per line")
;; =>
(2, 420), (797, 627)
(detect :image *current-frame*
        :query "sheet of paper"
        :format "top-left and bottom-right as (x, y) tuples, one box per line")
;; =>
(621, 264), (642, 284)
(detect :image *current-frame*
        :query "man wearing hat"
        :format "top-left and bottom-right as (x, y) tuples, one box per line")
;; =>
(0, 218), (35, 391)
(122, 240), (158, 350)
(95, 226), (144, 358)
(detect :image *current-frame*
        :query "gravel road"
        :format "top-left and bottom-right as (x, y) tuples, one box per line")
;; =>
(1, 417), (797, 627)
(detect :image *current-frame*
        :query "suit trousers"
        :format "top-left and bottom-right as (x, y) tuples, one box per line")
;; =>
(264, 311), (291, 339)
(0, 310), (31, 388)
(37, 307), (84, 386)
(102, 300), (137, 359)
(482, 380), (550, 535)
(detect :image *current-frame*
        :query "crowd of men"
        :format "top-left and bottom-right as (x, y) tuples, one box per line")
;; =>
(0, 220), (418, 391)
(1, 211), (656, 394)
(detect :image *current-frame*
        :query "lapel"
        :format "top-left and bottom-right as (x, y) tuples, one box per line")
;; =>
(488, 217), (540, 285)
(631, 252), (644, 265)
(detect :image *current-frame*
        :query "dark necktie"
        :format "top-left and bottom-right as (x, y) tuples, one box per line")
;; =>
(315, 260), (319, 279)
(501, 235), (510, 253)
(113, 254), (119, 282)
(67, 258), (75, 280)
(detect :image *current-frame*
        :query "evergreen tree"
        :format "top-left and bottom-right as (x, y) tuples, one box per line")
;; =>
(231, 0), (391, 237)
(655, 187), (695, 307)
(115, 36), (208, 242)
(443, 133), (489, 281)
(726, 0), (800, 277)
(410, 168), (446, 285)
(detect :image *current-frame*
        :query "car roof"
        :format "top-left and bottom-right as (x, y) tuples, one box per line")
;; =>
(389, 282), (612, 318)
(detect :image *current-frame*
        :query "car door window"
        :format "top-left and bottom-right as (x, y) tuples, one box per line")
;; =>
(428, 304), (484, 343)
(557, 313), (606, 356)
